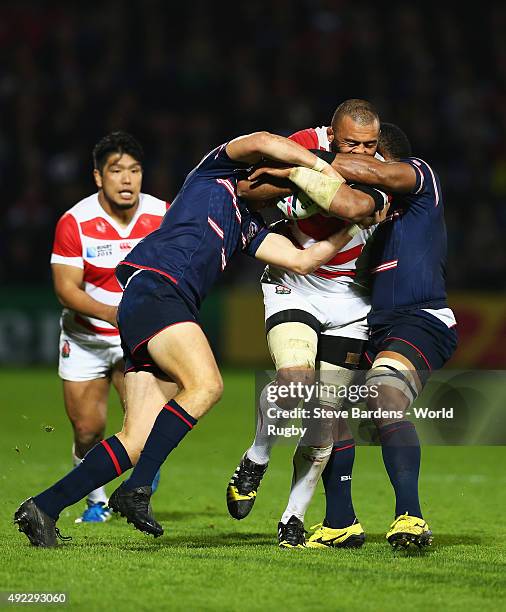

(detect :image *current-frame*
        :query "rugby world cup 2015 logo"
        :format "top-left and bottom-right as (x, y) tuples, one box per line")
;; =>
(61, 340), (71, 359)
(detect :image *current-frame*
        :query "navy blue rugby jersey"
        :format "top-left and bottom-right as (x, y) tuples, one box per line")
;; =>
(119, 143), (269, 307)
(368, 157), (450, 315)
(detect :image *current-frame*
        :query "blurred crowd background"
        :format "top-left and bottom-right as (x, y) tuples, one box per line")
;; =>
(1, 0), (505, 290)
(0, 0), (505, 368)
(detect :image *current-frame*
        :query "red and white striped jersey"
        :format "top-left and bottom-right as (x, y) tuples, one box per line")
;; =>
(287, 127), (375, 285)
(51, 192), (169, 340)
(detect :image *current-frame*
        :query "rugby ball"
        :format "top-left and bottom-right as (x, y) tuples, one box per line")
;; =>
(276, 191), (320, 220)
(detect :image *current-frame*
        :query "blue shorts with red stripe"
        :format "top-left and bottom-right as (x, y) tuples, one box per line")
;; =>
(116, 265), (200, 375)
(365, 309), (457, 377)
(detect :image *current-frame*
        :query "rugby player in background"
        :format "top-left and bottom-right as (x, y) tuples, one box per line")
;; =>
(227, 100), (384, 548)
(255, 123), (457, 550)
(50, 132), (170, 522)
(15, 130), (381, 547)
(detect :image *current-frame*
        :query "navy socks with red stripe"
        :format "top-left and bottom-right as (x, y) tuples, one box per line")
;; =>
(123, 400), (197, 491)
(379, 421), (422, 519)
(34, 435), (131, 520)
(321, 439), (357, 529)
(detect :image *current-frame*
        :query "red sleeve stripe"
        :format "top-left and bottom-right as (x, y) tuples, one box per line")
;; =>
(216, 179), (241, 223)
(371, 260), (398, 274)
(208, 217), (224, 239)
(413, 158), (439, 206)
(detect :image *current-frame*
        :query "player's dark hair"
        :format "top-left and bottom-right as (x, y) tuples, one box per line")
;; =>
(331, 98), (380, 130)
(92, 131), (144, 173)
(378, 122), (412, 160)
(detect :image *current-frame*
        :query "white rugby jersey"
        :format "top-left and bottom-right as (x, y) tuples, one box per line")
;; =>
(51, 192), (169, 340)
(263, 126), (378, 295)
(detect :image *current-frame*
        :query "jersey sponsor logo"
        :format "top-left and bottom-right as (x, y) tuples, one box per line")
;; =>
(246, 219), (260, 242)
(275, 285), (291, 295)
(86, 244), (113, 258)
(61, 340), (71, 358)
(119, 242), (132, 250)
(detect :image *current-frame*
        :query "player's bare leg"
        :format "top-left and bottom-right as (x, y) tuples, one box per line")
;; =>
(366, 350), (432, 549)
(111, 362), (163, 494)
(109, 322), (222, 536)
(110, 362), (126, 410)
(63, 377), (111, 521)
(116, 372), (179, 463)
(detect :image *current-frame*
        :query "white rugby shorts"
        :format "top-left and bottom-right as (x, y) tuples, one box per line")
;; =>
(262, 280), (370, 341)
(58, 330), (124, 382)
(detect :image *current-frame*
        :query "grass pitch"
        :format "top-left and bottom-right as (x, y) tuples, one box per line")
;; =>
(1, 368), (505, 611)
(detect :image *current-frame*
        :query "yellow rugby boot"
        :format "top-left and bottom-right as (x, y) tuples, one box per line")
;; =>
(386, 513), (433, 549)
(306, 519), (365, 549)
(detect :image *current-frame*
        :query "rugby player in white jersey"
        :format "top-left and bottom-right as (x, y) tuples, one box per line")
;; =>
(51, 131), (173, 522)
(226, 99), (384, 548)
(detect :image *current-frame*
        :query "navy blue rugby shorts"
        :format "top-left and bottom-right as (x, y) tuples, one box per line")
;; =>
(116, 264), (200, 374)
(365, 309), (458, 382)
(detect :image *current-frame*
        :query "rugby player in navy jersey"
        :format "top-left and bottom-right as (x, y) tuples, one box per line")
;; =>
(14, 130), (385, 547)
(248, 123), (457, 549)
(275, 123), (457, 550)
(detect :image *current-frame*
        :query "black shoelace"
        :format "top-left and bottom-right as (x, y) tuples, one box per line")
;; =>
(238, 461), (267, 493)
(133, 491), (152, 516)
(283, 521), (306, 544)
(55, 527), (72, 542)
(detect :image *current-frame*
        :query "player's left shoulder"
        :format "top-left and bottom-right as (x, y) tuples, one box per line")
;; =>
(138, 192), (170, 215)
(289, 126), (331, 151)
(402, 157), (441, 202)
(405, 157), (440, 184)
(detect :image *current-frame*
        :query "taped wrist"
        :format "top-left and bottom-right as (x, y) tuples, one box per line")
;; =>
(311, 157), (328, 172)
(309, 149), (337, 165)
(346, 224), (362, 238)
(349, 183), (388, 212)
(288, 167), (344, 212)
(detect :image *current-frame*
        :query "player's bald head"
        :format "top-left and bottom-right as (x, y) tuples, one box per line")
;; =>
(330, 99), (380, 155)
(331, 99), (380, 132)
